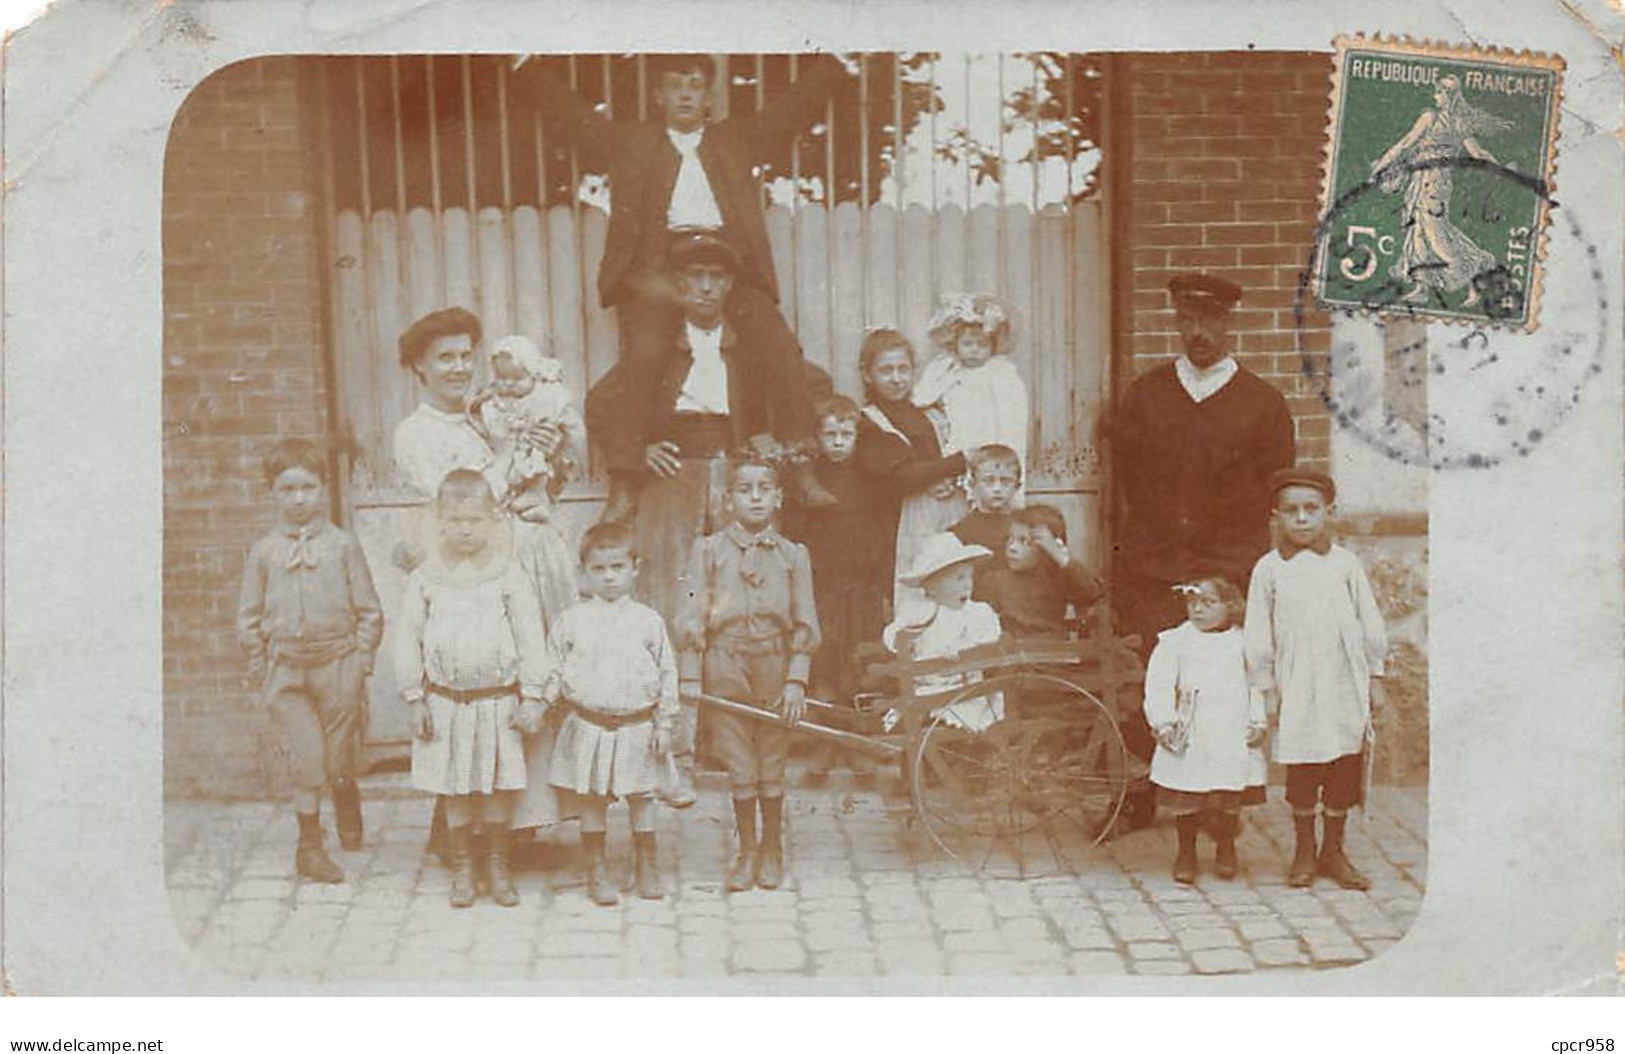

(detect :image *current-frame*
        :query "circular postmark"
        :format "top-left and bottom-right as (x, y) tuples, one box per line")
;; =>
(1295, 157), (1609, 470)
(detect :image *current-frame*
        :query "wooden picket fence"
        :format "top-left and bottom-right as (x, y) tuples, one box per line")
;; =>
(330, 198), (1110, 499)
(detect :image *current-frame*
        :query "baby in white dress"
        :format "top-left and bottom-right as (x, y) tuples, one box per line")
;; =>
(912, 293), (1030, 472)
(470, 334), (585, 520)
(883, 532), (1005, 733)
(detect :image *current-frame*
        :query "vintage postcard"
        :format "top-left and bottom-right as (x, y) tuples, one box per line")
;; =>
(1, 0), (1620, 1007)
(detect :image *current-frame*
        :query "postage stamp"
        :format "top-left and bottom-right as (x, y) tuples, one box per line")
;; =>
(1314, 35), (1565, 330)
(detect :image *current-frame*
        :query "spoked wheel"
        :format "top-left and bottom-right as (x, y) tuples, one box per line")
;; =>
(908, 670), (1130, 876)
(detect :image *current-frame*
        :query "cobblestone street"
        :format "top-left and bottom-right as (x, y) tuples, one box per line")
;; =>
(166, 769), (1426, 985)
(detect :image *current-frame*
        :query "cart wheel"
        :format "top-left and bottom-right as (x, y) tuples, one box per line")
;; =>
(908, 671), (1129, 875)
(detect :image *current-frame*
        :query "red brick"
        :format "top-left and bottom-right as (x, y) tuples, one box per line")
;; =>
(1167, 158), (1241, 181)
(1139, 223), (1206, 248)
(1167, 200), (1237, 224)
(1165, 246), (1239, 269)
(1204, 222), (1277, 247)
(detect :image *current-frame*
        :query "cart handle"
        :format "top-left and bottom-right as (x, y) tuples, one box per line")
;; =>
(694, 692), (903, 761)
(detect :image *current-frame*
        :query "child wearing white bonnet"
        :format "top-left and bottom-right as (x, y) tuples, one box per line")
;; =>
(472, 334), (585, 520)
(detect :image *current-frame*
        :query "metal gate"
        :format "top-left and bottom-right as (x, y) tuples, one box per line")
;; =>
(315, 52), (1114, 747)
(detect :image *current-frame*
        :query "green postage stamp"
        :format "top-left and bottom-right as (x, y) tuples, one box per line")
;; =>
(1315, 36), (1565, 330)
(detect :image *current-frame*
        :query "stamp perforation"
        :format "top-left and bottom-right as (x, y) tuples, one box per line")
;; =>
(1314, 33), (1566, 332)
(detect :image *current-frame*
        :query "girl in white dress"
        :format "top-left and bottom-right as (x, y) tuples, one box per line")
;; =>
(395, 470), (550, 908)
(1144, 576), (1267, 885)
(913, 293), (1031, 473)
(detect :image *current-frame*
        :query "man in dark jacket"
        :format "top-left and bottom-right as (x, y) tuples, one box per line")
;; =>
(1111, 272), (1297, 823)
(532, 53), (849, 518)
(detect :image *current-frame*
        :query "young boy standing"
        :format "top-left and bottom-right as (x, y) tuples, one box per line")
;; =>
(676, 455), (820, 892)
(783, 395), (882, 709)
(237, 439), (383, 883)
(1245, 467), (1389, 890)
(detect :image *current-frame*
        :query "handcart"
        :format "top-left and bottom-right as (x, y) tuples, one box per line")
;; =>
(696, 632), (1145, 875)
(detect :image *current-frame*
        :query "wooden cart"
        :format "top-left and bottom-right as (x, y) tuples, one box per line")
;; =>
(697, 633), (1145, 876)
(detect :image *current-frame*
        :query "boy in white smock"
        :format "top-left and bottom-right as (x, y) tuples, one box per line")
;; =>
(1244, 467), (1388, 890)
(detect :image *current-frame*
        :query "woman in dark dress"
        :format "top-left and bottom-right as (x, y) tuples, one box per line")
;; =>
(853, 328), (970, 615)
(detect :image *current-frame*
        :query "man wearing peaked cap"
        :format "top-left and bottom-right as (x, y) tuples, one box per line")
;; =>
(1167, 272), (1243, 314)
(666, 229), (741, 272)
(1109, 271), (1296, 824)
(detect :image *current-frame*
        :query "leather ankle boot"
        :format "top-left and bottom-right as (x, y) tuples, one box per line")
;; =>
(755, 796), (785, 890)
(633, 831), (664, 900)
(1212, 810), (1239, 880)
(295, 812), (344, 884)
(583, 831), (619, 906)
(1172, 813), (1199, 885)
(487, 826), (520, 907)
(1317, 811), (1371, 890)
(426, 798), (451, 868)
(661, 753), (698, 810)
(332, 779), (363, 851)
(446, 825), (476, 908)
(729, 797), (758, 892)
(1288, 811), (1318, 888)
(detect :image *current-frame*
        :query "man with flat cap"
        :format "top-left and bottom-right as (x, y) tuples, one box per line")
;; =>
(586, 230), (818, 805)
(1111, 272), (1296, 823)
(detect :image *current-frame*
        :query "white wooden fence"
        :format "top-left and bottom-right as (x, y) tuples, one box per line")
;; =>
(332, 198), (1109, 497)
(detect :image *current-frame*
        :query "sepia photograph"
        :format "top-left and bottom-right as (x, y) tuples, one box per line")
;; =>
(160, 45), (1435, 985)
(2, 0), (1620, 1012)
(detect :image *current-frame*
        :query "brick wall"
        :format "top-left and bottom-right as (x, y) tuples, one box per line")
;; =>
(1123, 51), (1335, 465)
(163, 58), (331, 798)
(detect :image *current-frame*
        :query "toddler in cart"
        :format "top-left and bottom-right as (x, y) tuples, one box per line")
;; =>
(543, 522), (681, 906)
(394, 469), (549, 908)
(1143, 575), (1267, 885)
(882, 532), (1005, 734)
(469, 334), (585, 521)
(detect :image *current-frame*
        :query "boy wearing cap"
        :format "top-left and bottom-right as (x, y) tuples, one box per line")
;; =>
(1244, 467), (1389, 890)
(676, 454), (820, 892)
(1111, 271), (1296, 825)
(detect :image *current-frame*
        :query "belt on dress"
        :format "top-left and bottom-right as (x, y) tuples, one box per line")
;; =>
(708, 632), (787, 656)
(424, 681), (520, 705)
(566, 702), (658, 730)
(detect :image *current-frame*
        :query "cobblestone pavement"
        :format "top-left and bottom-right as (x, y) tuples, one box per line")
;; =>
(166, 769), (1426, 984)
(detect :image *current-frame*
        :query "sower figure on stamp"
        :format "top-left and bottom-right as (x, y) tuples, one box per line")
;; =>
(237, 439), (383, 884)
(586, 232), (822, 807)
(1111, 273), (1295, 828)
(527, 51), (848, 518)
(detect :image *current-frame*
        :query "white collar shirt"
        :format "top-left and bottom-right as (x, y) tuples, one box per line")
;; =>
(665, 127), (724, 230)
(1174, 354), (1239, 403)
(675, 321), (730, 415)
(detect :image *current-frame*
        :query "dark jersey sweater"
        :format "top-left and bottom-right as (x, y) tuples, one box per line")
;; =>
(1113, 362), (1295, 588)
